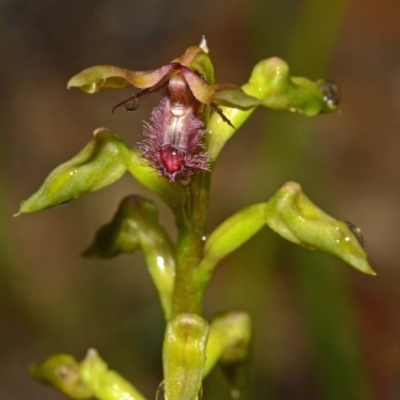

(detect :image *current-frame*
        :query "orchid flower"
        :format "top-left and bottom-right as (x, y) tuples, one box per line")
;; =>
(68, 39), (260, 181)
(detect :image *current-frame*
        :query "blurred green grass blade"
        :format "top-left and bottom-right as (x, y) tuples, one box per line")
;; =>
(285, 1), (372, 399)
(287, 0), (350, 75)
(294, 250), (372, 400)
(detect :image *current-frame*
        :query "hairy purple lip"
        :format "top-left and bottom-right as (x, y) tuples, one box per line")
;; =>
(138, 73), (209, 181)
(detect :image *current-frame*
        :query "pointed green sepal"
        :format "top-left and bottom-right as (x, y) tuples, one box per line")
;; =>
(79, 349), (146, 400)
(29, 354), (93, 399)
(68, 64), (176, 93)
(177, 45), (215, 84)
(163, 314), (208, 400)
(265, 181), (375, 275)
(182, 68), (260, 109)
(18, 128), (131, 214)
(85, 195), (175, 319)
(210, 84), (261, 109)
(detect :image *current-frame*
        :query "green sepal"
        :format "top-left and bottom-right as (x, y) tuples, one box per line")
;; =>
(29, 354), (93, 399)
(79, 349), (146, 400)
(67, 63), (176, 93)
(176, 45), (215, 85)
(177, 44), (259, 108)
(68, 42), (259, 112)
(258, 57), (339, 115)
(18, 128), (131, 214)
(182, 69), (260, 109)
(163, 314), (208, 400)
(265, 181), (375, 275)
(85, 195), (175, 319)
(204, 312), (251, 398)
(68, 44), (216, 94)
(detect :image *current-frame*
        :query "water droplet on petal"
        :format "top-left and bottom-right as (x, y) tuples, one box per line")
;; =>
(345, 221), (366, 249)
(124, 96), (140, 112)
(317, 79), (341, 109)
(156, 381), (165, 400)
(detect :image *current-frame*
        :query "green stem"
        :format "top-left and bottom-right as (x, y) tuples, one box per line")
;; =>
(170, 105), (212, 318)
(172, 170), (211, 317)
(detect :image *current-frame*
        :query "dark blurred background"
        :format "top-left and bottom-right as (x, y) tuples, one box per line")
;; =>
(1, 0), (400, 399)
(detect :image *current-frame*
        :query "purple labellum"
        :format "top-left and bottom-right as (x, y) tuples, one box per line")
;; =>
(138, 74), (209, 181)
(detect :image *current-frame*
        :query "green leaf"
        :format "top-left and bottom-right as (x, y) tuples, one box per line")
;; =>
(84, 195), (175, 319)
(163, 314), (208, 400)
(29, 354), (93, 399)
(18, 128), (131, 214)
(79, 349), (146, 400)
(265, 181), (375, 275)
(67, 64), (176, 93)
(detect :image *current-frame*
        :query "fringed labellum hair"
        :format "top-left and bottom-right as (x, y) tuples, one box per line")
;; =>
(139, 73), (209, 181)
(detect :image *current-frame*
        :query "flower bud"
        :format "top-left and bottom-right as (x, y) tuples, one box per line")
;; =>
(29, 354), (92, 399)
(79, 349), (146, 400)
(83, 195), (158, 258)
(257, 57), (340, 115)
(84, 195), (175, 319)
(18, 128), (131, 214)
(163, 314), (208, 400)
(204, 312), (252, 398)
(265, 181), (375, 275)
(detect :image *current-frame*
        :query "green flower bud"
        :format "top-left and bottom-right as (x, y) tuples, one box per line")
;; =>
(84, 195), (175, 319)
(79, 349), (146, 400)
(204, 312), (251, 398)
(265, 181), (375, 275)
(29, 354), (92, 399)
(163, 314), (208, 400)
(258, 57), (340, 115)
(83, 195), (159, 258)
(18, 128), (131, 214)
(207, 57), (339, 162)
